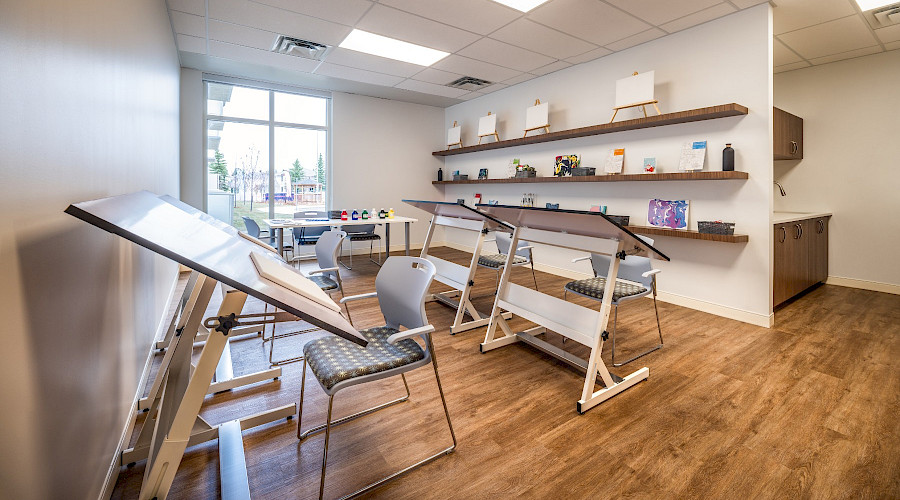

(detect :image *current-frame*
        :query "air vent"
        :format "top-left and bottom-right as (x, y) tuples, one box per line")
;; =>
(446, 76), (492, 91)
(862, 2), (900, 30)
(271, 35), (331, 61)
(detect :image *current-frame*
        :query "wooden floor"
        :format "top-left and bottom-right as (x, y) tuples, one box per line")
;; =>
(112, 247), (900, 499)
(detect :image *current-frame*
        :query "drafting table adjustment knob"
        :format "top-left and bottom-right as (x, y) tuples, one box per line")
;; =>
(468, 280), (475, 287)
(214, 313), (238, 335)
(616, 250), (627, 260)
(174, 326), (184, 337)
(601, 330), (609, 341)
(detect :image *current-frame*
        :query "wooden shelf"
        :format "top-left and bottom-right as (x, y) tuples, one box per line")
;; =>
(433, 170), (748, 185)
(627, 225), (749, 243)
(433, 103), (748, 157)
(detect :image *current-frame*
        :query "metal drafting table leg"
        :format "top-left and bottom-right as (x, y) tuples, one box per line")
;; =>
(405, 221), (411, 256)
(385, 222), (391, 259)
(481, 228), (524, 352)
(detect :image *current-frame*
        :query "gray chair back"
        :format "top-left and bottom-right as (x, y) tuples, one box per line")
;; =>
(590, 235), (654, 288)
(314, 230), (345, 279)
(375, 257), (436, 331)
(293, 211), (328, 242)
(343, 224), (375, 235)
(242, 216), (262, 238)
(495, 232), (532, 259)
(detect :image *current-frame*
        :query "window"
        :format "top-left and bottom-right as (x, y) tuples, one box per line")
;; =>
(204, 79), (330, 232)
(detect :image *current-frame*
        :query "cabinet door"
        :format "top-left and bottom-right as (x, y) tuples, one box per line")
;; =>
(788, 113), (803, 159)
(812, 217), (829, 284)
(790, 221), (809, 296)
(774, 224), (792, 305)
(773, 108), (792, 160)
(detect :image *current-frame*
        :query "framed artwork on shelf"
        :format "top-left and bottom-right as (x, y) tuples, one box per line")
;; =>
(478, 168), (489, 180)
(554, 154), (579, 176)
(648, 199), (690, 230)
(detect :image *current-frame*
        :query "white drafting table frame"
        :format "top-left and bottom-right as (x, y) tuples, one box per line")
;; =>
(475, 204), (670, 414)
(264, 215), (417, 259)
(403, 200), (514, 334)
(66, 191), (366, 500)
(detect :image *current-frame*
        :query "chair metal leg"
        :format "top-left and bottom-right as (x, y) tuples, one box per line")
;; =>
(319, 394), (334, 500)
(368, 238), (383, 266)
(340, 240), (353, 270)
(611, 297), (664, 367)
(530, 261), (539, 291)
(299, 374), (411, 440)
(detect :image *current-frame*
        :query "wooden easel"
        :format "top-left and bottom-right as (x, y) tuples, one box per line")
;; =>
(609, 72), (661, 123)
(523, 99), (550, 138)
(477, 112), (500, 144)
(447, 120), (463, 150)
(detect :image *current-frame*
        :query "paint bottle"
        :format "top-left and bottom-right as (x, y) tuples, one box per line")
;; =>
(340, 210), (348, 221)
(388, 208), (395, 219)
(722, 143), (735, 171)
(361, 209), (369, 220)
(351, 209), (359, 220)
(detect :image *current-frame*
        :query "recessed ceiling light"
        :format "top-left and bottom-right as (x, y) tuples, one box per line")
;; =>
(490, 0), (551, 12)
(855, 0), (897, 10)
(338, 29), (449, 66)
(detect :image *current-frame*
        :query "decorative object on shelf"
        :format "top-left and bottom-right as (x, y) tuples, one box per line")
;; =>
(722, 143), (735, 171)
(605, 148), (625, 174)
(678, 141), (707, 171)
(610, 71), (661, 123)
(606, 215), (630, 226)
(487, 200), (499, 205)
(648, 199), (690, 230)
(571, 166), (596, 176)
(698, 220), (735, 235)
(477, 112), (500, 144)
(507, 158), (520, 178)
(456, 199), (465, 204)
(590, 205), (607, 214)
(521, 193), (535, 207)
(447, 121), (462, 150)
(437, 167), (443, 182)
(643, 157), (657, 173)
(474, 193), (482, 206)
(524, 99), (550, 137)
(453, 173), (469, 181)
(546, 203), (559, 209)
(478, 168), (489, 180)
(514, 164), (536, 178)
(554, 154), (579, 176)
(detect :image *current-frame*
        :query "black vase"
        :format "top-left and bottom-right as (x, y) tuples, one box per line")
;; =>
(722, 143), (735, 171)
(437, 168), (443, 181)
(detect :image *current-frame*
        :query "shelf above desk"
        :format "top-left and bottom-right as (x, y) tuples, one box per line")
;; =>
(433, 170), (749, 186)
(627, 225), (749, 243)
(433, 103), (749, 157)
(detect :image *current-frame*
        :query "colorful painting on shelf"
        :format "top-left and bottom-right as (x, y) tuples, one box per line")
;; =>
(648, 199), (689, 230)
(554, 154), (579, 177)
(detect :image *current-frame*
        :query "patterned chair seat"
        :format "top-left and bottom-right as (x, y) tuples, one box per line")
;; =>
(303, 326), (426, 391)
(307, 274), (339, 291)
(565, 276), (648, 302)
(478, 254), (528, 268)
(347, 233), (381, 241)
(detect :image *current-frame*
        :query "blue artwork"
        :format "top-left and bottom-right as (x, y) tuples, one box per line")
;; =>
(648, 199), (690, 230)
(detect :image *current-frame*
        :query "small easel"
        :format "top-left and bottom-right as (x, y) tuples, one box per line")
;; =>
(447, 121), (463, 150)
(477, 112), (500, 144)
(609, 72), (661, 123)
(523, 99), (550, 138)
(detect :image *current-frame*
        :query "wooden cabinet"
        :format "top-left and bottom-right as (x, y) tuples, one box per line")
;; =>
(774, 216), (829, 306)
(774, 107), (803, 160)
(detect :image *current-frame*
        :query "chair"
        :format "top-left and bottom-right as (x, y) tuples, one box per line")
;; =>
(339, 223), (382, 270)
(297, 257), (456, 499)
(477, 231), (538, 291)
(262, 230), (348, 366)
(564, 235), (663, 367)
(242, 216), (274, 246)
(293, 211), (329, 249)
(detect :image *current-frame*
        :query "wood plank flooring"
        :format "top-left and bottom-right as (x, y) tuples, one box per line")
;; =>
(111, 247), (900, 499)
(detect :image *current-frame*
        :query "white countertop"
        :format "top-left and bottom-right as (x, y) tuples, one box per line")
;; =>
(772, 211), (832, 224)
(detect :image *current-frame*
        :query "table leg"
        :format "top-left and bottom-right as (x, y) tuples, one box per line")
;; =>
(405, 222), (410, 256)
(385, 223), (391, 259)
(277, 228), (284, 257)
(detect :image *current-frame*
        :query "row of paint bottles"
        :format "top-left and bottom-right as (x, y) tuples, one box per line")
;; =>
(339, 208), (395, 221)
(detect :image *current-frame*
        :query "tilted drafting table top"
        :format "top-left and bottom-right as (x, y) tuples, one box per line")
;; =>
(402, 199), (513, 232)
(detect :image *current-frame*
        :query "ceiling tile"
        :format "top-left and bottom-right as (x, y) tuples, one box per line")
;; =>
(659, 2), (736, 33)
(489, 18), (597, 60)
(208, 0), (351, 46)
(168, 0), (206, 16)
(410, 67), (465, 85)
(170, 10), (206, 38)
(355, 4), (481, 53)
(314, 62), (405, 87)
(378, 0), (521, 35)
(476, 82), (509, 94)
(176, 34), (207, 54)
(502, 73), (538, 85)
(324, 47), (425, 77)
(249, 0), (373, 25)
(565, 46), (613, 64)
(773, 0), (856, 35)
(605, 28), (665, 52)
(208, 20), (277, 51)
(773, 60), (812, 73)
(886, 40), (900, 51)
(875, 24), (900, 44)
(779, 15), (879, 59)
(528, 0), (650, 46)
(394, 79), (471, 98)
(457, 91), (486, 101)
(530, 60), (572, 76)
(431, 55), (522, 82)
(457, 38), (556, 72)
(208, 40), (321, 72)
(605, 0), (722, 26)
(729, 0), (767, 8)
(808, 45), (883, 65)
(774, 38), (803, 66)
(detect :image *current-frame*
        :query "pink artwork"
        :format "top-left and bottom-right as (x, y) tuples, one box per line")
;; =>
(648, 199), (689, 230)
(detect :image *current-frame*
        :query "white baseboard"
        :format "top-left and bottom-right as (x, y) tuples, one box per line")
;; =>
(438, 241), (773, 328)
(826, 276), (900, 295)
(98, 271), (181, 500)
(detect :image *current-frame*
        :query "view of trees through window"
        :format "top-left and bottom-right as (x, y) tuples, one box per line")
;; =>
(205, 81), (329, 232)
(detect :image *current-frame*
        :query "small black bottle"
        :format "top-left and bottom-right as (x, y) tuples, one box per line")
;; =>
(437, 167), (443, 181)
(722, 143), (735, 171)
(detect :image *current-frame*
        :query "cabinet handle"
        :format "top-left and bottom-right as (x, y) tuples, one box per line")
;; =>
(817, 220), (824, 233)
(790, 141), (797, 154)
(794, 223), (802, 239)
(780, 226), (786, 243)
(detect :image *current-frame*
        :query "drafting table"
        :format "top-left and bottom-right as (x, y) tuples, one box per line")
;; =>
(66, 191), (365, 500)
(476, 205), (670, 414)
(403, 200), (514, 334)
(264, 215), (417, 258)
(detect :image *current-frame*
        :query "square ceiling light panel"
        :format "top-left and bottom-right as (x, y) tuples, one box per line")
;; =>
(338, 29), (449, 66)
(491, 0), (551, 12)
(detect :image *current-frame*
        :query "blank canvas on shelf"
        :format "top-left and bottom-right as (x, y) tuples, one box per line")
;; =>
(447, 125), (462, 145)
(478, 114), (497, 137)
(525, 102), (549, 130)
(615, 71), (655, 107)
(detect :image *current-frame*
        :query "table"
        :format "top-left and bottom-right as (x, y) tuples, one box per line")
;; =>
(264, 216), (417, 259)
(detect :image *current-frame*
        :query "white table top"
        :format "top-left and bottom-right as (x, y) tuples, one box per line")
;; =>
(264, 215), (417, 228)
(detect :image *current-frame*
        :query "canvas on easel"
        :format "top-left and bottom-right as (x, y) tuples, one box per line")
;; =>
(477, 112), (500, 144)
(610, 71), (661, 123)
(524, 99), (549, 137)
(447, 121), (462, 149)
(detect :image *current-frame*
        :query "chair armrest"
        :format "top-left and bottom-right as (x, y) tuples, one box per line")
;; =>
(307, 267), (339, 276)
(387, 325), (436, 344)
(642, 269), (661, 278)
(518, 245), (534, 251)
(484, 238), (496, 243)
(572, 256), (592, 263)
(339, 292), (378, 304)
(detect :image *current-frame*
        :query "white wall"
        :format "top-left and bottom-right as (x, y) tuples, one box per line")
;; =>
(774, 50), (900, 294)
(331, 92), (445, 251)
(441, 6), (774, 326)
(0, 1), (181, 498)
